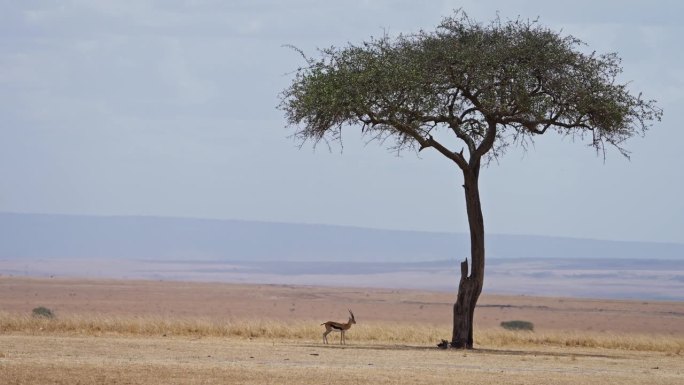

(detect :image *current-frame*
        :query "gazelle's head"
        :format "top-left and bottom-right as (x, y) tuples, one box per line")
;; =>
(348, 309), (356, 324)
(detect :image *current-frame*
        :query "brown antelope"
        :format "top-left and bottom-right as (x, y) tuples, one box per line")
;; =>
(321, 309), (356, 344)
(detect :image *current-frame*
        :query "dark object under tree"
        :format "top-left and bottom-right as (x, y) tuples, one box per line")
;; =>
(279, 11), (661, 349)
(32, 306), (55, 319)
(501, 320), (534, 331)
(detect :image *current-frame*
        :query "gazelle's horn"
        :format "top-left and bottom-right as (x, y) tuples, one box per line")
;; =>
(348, 309), (355, 320)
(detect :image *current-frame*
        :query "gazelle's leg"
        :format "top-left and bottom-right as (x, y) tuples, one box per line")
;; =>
(323, 330), (330, 344)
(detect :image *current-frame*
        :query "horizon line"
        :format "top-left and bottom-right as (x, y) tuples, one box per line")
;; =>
(2, 210), (683, 247)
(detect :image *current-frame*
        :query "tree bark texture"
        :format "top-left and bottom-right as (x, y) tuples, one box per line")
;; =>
(451, 170), (485, 349)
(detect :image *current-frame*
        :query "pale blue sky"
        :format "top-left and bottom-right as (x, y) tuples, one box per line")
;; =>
(1, 0), (682, 243)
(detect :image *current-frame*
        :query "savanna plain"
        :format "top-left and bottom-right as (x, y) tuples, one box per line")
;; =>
(1, 277), (683, 384)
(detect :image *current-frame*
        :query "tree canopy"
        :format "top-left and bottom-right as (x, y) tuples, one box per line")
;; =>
(280, 12), (662, 168)
(279, 11), (662, 349)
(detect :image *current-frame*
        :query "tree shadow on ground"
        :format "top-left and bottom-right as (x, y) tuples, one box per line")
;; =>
(296, 343), (622, 359)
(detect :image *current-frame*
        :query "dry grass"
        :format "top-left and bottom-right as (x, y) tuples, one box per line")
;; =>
(1, 312), (682, 354)
(3, 279), (682, 384)
(2, 334), (683, 385)
(477, 329), (684, 354)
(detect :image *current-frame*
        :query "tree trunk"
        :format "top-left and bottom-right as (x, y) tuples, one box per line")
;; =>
(451, 170), (485, 349)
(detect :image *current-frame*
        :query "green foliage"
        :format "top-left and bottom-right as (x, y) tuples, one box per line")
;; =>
(280, 10), (661, 165)
(32, 306), (55, 319)
(500, 320), (534, 331)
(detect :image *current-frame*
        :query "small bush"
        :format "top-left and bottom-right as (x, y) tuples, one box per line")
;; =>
(500, 320), (534, 331)
(32, 306), (55, 319)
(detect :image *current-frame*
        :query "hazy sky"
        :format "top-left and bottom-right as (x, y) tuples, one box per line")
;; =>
(1, 1), (682, 244)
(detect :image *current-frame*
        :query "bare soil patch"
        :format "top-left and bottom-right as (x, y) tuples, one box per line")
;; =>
(1, 335), (682, 385)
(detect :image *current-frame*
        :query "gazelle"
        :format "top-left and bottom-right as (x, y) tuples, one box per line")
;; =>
(321, 309), (356, 345)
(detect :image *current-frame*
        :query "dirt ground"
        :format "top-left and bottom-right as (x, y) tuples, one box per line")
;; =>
(1, 276), (683, 334)
(1, 277), (683, 384)
(1, 335), (682, 385)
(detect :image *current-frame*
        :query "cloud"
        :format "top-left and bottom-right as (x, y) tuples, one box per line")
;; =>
(1, 1), (682, 242)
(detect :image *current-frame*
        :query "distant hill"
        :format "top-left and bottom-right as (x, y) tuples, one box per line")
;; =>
(1, 212), (682, 262)
(2, 213), (683, 300)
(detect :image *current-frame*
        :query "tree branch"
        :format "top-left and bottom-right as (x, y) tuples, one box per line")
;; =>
(424, 135), (469, 170)
(473, 120), (497, 161)
(450, 123), (476, 154)
(360, 111), (469, 169)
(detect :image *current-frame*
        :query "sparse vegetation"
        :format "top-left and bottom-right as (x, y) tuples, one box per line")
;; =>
(1, 312), (682, 353)
(31, 306), (55, 319)
(500, 320), (534, 331)
(3, 334), (681, 385)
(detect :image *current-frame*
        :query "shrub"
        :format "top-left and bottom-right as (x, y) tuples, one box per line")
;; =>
(500, 320), (534, 331)
(32, 306), (55, 319)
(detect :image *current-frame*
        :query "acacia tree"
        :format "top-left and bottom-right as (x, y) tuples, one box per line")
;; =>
(279, 12), (661, 349)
